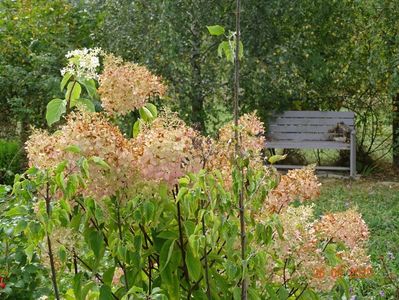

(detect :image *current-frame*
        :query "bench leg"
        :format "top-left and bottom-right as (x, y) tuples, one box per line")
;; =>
(350, 131), (356, 178)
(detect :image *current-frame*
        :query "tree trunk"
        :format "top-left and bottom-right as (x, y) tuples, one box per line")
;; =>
(190, 18), (205, 133)
(393, 93), (399, 168)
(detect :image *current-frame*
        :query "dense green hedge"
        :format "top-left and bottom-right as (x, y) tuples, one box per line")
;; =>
(0, 139), (22, 185)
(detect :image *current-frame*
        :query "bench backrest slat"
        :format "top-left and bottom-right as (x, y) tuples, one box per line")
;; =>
(267, 111), (355, 142)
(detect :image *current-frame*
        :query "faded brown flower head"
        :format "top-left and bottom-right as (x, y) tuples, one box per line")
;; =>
(26, 112), (138, 200)
(206, 113), (266, 189)
(262, 205), (372, 292)
(314, 208), (369, 249)
(98, 54), (166, 116)
(26, 129), (64, 170)
(265, 166), (321, 213)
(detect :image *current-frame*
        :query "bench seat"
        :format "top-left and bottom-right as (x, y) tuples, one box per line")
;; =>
(266, 140), (350, 150)
(265, 111), (356, 177)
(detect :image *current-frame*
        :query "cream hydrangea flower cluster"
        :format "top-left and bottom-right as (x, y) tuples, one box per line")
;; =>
(98, 54), (166, 116)
(60, 48), (102, 80)
(133, 111), (203, 186)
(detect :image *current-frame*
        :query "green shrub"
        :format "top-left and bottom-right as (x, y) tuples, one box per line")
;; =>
(0, 139), (22, 185)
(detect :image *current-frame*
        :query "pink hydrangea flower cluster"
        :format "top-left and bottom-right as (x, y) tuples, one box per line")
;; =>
(98, 54), (166, 116)
(133, 111), (203, 186)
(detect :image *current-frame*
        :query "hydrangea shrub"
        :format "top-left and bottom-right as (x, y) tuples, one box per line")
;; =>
(0, 48), (372, 300)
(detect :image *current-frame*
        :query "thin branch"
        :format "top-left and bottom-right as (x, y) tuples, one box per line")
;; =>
(201, 206), (211, 299)
(45, 181), (60, 300)
(233, 0), (247, 298)
(173, 187), (190, 284)
(115, 196), (130, 291)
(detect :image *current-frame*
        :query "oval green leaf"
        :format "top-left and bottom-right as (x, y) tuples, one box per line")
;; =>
(207, 25), (225, 36)
(145, 103), (158, 118)
(268, 154), (287, 164)
(46, 98), (66, 126)
(76, 98), (95, 112)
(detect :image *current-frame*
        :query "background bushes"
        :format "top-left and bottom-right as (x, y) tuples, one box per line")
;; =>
(0, 140), (22, 185)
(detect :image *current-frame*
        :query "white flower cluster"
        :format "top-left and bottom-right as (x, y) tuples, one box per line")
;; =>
(60, 48), (102, 80)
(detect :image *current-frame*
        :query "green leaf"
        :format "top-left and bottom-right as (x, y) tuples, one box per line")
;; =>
(336, 277), (350, 299)
(207, 25), (225, 36)
(277, 287), (289, 300)
(145, 103), (158, 118)
(157, 231), (179, 240)
(66, 81), (82, 107)
(55, 160), (68, 173)
(132, 120), (141, 138)
(90, 156), (110, 169)
(239, 41), (244, 60)
(14, 220), (27, 234)
(177, 187), (188, 202)
(58, 245), (67, 263)
(324, 243), (340, 266)
(248, 288), (261, 300)
(25, 245), (35, 263)
(217, 41), (234, 62)
(65, 81), (82, 107)
(46, 98), (66, 126)
(55, 171), (65, 191)
(186, 247), (202, 281)
(80, 158), (89, 179)
(178, 176), (190, 187)
(268, 154), (287, 164)
(87, 229), (105, 261)
(160, 239), (175, 272)
(143, 201), (155, 222)
(64, 145), (81, 154)
(218, 41), (229, 58)
(82, 282), (96, 300)
(264, 225), (272, 245)
(300, 289), (319, 300)
(265, 284), (279, 300)
(66, 174), (79, 199)
(79, 78), (97, 99)
(139, 106), (154, 122)
(73, 273), (83, 300)
(76, 98), (95, 112)
(99, 285), (113, 300)
(232, 287), (241, 300)
(5, 206), (27, 217)
(103, 267), (115, 286)
(61, 72), (73, 91)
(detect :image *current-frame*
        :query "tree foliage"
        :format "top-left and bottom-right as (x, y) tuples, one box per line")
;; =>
(0, 0), (101, 135)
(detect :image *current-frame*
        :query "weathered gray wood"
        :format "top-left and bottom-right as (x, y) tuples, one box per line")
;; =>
(350, 130), (356, 178)
(266, 140), (351, 150)
(276, 111), (354, 118)
(268, 132), (331, 141)
(269, 124), (354, 133)
(272, 165), (350, 171)
(271, 118), (354, 126)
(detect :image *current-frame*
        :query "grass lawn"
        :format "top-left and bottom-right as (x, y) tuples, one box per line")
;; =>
(312, 178), (399, 299)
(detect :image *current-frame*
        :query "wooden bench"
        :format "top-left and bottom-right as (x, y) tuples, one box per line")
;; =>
(265, 111), (356, 177)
